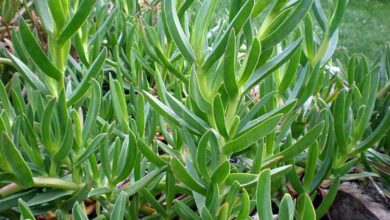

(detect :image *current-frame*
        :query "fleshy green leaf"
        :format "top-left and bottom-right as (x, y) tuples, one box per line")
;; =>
(138, 138), (167, 167)
(124, 166), (166, 196)
(82, 79), (102, 143)
(143, 91), (198, 134)
(279, 47), (302, 93)
(47, 0), (66, 30)
(313, 0), (348, 64)
(110, 77), (129, 130)
(67, 48), (107, 106)
(203, 0), (254, 70)
(196, 130), (212, 182)
(72, 202), (88, 220)
(297, 194), (316, 220)
(110, 191), (127, 220)
(333, 91), (348, 156)
(175, 200), (202, 220)
(53, 119), (74, 162)
(201, 207), (214, 220)
(352, 108), (390, 154)
(141, 189), (167, 217)
(189, 71), (212, 113)
(223, 114), (283, 155)
(243, 38), (302, 93)
(223, 31), (239, 97)
(278, 194), (294, 220)
(0, 81), (15, 121)
(27, 189), (73, 206)
(191, 0), (219, 62)
(303, 141), (318, 191)
(18, 199), (36, 220)
(260, 0), (314, 50)
(316, 177), (340, 219)
(137, 93), (145, 136)
(57, 0), (98, 44)
(170, 158), (207, 195)
(212, 95), (229, 138)
(166, 92), (209, 133)
(238, 38), (262, 85)
(211, 160), (230, 184)
(270, 122), (324, 163)
(33, 0), (54, 33)
(19, 19), (62, 80)
(61, 183), (92, 211)
(113, 131), (137, 184)
(205, 183), (219, 214)
(237, 188), (251, 220)
(163, 0), (195, 63)
(226, 165), (291, 187)
(0, 131), (33, 187)
(73, 133), (108, 168)
(8, 53), (49, 95)
(217, 202), (229, 220)
(257, 169), (272, 220)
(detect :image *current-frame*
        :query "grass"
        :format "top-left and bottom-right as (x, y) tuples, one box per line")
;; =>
(336, 0), (390, 60)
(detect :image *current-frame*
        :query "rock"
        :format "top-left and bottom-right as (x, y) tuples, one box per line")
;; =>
(327, 181), (390, 220)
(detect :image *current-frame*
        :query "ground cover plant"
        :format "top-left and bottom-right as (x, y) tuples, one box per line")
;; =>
(0, 0), (389, 219)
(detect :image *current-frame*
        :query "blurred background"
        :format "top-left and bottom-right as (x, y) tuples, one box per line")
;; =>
(335, 0), (390, 61)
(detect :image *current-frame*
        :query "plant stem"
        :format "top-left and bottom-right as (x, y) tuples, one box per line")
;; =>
(0, 177), (80, 197)
(197, 68), (218, 130)
(0, 58), (12, 66)
(22, 0), (33, 23)
(377, 81), (390, 98)
(225, 94), (240, 128)
(54, 44), (66, 91)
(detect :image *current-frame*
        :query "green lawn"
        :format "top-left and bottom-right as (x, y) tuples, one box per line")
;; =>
(335, 0), (390, 60)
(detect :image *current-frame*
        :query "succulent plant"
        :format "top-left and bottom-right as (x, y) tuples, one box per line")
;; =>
(0, 0), (389, 219)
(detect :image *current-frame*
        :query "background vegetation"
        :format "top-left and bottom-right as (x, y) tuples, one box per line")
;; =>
(0, 0), (389, 220)
(336, 0), (390, 60)
(216, 0), (390, 60)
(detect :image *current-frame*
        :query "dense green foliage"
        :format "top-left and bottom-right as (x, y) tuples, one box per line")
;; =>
(0, 0), (389, 219)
